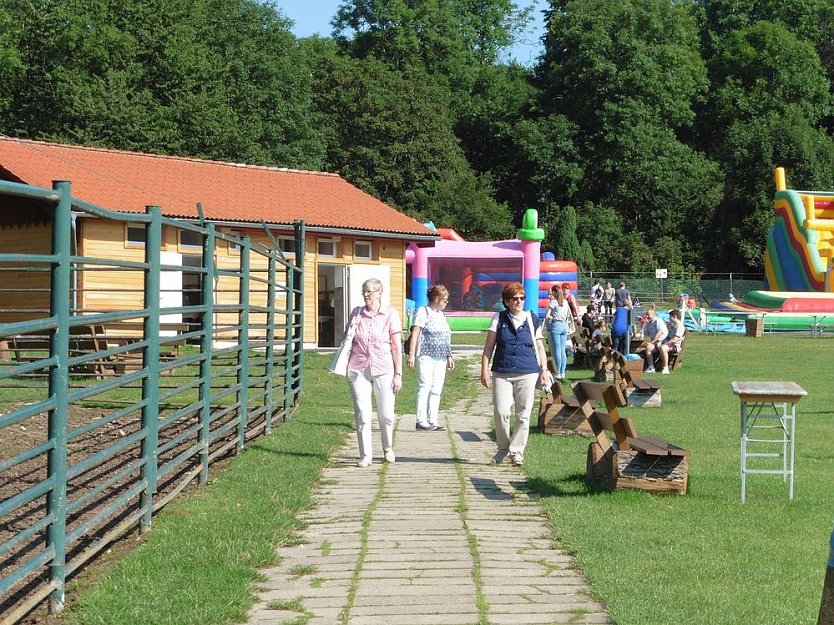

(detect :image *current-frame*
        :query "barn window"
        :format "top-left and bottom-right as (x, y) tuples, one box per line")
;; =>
(126, 223), (146, 247)
(278, 236), (296, 255)
(317, 238), (338, 257)
(355, 241), (373, 260)
(227, 230), (242, 255)
(179, 229), (202, 251)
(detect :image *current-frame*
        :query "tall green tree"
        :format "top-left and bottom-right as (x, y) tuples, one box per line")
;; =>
(455, 63), (583, 226)
(0, 7), (24, 120)
(1, 0), (325, 169)
(698, 19), (834, 269)
(539, 0), (722, 270)
(312, 54), (513, 239)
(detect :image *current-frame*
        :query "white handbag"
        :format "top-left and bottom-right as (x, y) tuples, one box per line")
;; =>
(328, 314), (360, 376)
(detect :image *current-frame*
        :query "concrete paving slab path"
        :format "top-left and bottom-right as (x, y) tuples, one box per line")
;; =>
(247, 373), (610, 625)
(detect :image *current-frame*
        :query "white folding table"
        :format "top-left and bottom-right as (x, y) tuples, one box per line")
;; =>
(731, 381), (807, 503)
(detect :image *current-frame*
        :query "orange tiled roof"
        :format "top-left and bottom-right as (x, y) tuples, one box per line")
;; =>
(0, 137), (435, 237)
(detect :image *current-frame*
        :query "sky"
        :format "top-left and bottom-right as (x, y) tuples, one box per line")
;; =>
(274, 0), (546, 66)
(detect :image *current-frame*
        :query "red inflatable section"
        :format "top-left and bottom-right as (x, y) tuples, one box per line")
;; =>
(540, 260), (578, 272)
(436, 227), (465, 241)
(781, 297), (834, 312)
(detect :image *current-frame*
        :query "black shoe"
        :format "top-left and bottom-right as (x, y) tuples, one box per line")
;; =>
(416, 422), (434, 431)
(429, 424), (446, 431)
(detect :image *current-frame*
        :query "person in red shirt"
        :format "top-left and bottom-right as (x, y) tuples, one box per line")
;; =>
(562, 282), (579, 324)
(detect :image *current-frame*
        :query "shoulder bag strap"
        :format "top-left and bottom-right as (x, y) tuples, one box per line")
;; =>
(526, 311), (543, 370)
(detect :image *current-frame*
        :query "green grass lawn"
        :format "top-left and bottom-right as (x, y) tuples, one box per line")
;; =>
(63, 334), (832, 625)
(525, 332), (834, 625)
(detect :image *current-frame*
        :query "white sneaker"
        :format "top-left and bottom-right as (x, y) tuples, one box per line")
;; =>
(357, 457), (372, 468)
(661, 367), (670, 374)
(510, 453), (524, 466)
(645, 366), (656, 373)
(384, 449), (396, 463)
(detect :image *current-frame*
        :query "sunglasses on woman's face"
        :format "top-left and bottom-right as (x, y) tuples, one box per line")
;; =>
(510, 296), (525, 302)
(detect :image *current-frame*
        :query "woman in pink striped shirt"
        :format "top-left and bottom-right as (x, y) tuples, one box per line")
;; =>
(345, 278), (403, 467)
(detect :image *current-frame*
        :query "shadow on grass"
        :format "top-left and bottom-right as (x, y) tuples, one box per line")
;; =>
(291, 419), (354, 428)
(525, 472), (609, 498)
(247, 444), (334, 461)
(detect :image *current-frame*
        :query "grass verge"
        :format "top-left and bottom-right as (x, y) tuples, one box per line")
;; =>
(63, 350), (475, 625)
(63, 334), (833, 625)
(65, 352), (353, 625)
(524, 332), (834, 625)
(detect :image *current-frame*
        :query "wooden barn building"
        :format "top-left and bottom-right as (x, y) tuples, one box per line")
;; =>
(0, 137), (436, 347)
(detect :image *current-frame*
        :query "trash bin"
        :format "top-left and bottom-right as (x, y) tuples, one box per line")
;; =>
(745, 317), (763, 337)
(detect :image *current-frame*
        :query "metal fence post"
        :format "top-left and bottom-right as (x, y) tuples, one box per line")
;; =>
(236, 237), (251, 450)
(820, 526), (834, 625)
(291, 220), (305, 404)
(46, 180), (72, 613)
(199, 225), (216, 484)
(264, 251), (276, 434)
(283, 256), (294, 420)
(140, 206), (162, 531)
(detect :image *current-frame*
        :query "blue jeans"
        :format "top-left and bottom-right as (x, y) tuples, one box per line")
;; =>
(611, 332), (627, 354)
(547, 319), (568, 376)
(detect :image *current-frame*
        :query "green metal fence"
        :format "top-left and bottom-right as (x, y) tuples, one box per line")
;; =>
(0, 179), (304, 623)
(577, 271), (766, 307)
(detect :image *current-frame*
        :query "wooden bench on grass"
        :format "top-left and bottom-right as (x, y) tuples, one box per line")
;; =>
(571, 328), (590, 367)
(538, 380), (593, 436)
(663, 340), (685, 371)
(591, 339), (615, 382)
(573, 381), (690, 494)
(638, 339), (685, 372)
(610, 350), (662, 407)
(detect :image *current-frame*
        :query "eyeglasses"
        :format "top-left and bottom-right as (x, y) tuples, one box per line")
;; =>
(440, 298), (449, 303)
(510, 296), (525, 302)
(362, 290), (379, 296)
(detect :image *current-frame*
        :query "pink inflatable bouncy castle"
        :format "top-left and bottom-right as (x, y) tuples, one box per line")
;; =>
(406, 209), (579, 330)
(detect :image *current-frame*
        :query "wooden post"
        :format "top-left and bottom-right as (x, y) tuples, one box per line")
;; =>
(819, 528), (834, 625)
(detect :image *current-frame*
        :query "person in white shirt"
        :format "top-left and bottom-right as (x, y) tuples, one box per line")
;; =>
(544, 285), (573, 379)
(641, 304), (668, 373)
(656, 309), (685, 374)
(407, 285), (455, 432)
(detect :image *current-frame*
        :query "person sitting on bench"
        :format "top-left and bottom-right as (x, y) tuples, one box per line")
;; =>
(581, 305), (597, 335)
(590, 318), (607, 357)
(655, 309), (684, 374)
(641, 304), (668, 373)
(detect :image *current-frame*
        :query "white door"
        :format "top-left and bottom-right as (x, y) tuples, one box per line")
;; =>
(159, 251), (184, 333)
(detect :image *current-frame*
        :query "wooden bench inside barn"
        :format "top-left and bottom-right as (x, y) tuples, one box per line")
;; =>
(8, 325), (116, 377)
(573, 381), (689, 494)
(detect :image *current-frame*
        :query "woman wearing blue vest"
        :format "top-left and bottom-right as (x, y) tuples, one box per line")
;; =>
(480, 282), (549, 466)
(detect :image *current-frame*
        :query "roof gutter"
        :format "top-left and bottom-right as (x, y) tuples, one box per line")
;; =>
(73, 213), (439, 242)
(189, 219), (440, 242)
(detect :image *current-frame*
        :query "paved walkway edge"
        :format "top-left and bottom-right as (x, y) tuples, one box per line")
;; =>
(247, 372), (611, 625)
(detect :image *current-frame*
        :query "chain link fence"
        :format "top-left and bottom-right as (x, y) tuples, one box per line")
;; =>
(577, 272), (766, 308)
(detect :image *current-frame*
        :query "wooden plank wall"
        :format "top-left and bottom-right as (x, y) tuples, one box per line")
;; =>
(0, 223), (52, 324)
(2, 218), (410, 346)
